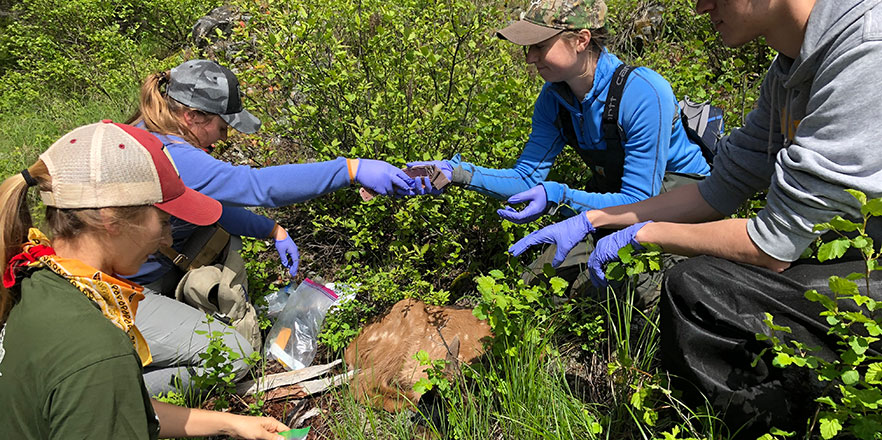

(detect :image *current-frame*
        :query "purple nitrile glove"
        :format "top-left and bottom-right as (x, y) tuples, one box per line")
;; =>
(275, 235), (300, 277)
(497, 185), (548, 224)
(405, 160), (453, 195)
(588, 221), (652, 288)
(508, 213), (596, 267)
(355, 159), (416, 196)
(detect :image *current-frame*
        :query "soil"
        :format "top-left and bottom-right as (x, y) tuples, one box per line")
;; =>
(202, 358), (338, 440)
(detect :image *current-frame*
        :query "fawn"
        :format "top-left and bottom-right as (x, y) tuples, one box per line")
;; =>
(344, 299), (492, 412)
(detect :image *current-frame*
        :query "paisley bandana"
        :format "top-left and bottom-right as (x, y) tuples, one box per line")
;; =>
(3, 229), (152, 366)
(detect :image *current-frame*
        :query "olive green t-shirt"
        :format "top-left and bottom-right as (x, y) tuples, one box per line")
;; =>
(0, 269), (160, 439)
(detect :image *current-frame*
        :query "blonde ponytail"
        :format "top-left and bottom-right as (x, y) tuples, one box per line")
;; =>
(0, 161), (49, 323)
(126, 70), (202, 147)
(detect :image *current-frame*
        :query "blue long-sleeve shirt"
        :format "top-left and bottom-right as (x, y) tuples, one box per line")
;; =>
(129, 132), (353, 284)
(452, 50), (710, 213)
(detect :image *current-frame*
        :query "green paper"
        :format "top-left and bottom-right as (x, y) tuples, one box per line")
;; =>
(279, 427), (310, 439)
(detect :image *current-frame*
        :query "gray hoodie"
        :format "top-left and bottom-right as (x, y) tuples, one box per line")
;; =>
(698, 0), (882, 261)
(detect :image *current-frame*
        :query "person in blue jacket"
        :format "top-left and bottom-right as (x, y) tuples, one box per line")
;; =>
(410, 0), (710, 299)
(125, 59), (415, 395)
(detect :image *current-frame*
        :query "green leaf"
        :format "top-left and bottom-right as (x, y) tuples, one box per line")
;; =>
(846, 189), (868, 206)
(849, 336), (871, 355)
(805, 289), (836, 310)
(412, 377), (433, 394)
(773, 353), (793, 367)
(763, 313), (793, 333)
(476, 276), (495, 296)
(817, 238), (850, 262)
(549, 277), (568, 294)
(629, 385), (648, 410)
(863, 197), (882, 217)
(488, 269), (505, 280)
(815, 396), (837, 410)
(829, 276), (859, 296)
(851, 387), (882, 409)
(841, 369), (860, 385)
(819, 416), (842, 439)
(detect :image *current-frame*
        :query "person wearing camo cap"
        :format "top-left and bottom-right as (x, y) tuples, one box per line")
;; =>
(408, 0), (711, 302)
(510, 0), (882, 435)
(124, 59), (418, 396)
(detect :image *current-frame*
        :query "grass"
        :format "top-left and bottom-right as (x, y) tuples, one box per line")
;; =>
(0, 89), (137, 177)
(322, 310), (652, 440)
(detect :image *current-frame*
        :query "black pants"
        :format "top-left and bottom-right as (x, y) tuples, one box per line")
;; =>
(661, 255), (882, 437)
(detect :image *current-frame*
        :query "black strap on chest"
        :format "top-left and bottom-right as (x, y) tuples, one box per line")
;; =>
(556, 64), (635, 194)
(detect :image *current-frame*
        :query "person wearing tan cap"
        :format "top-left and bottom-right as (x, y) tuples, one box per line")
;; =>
(0, 121), (290, 439)
(409, 0), (711, 303)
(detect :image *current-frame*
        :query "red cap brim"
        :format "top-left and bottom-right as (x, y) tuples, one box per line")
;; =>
(155, 186), (222, 226)
(497, 20), (564, 46)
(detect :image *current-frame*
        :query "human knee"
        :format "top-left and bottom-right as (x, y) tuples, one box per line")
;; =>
(662, 256), (717, 302)
(222, 330), (255, 379)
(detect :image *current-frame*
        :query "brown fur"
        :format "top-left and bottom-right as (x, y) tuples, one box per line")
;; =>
(343, 299), (492, 412)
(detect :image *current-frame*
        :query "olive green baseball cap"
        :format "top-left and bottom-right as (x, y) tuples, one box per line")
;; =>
(497, 0), (607, 46)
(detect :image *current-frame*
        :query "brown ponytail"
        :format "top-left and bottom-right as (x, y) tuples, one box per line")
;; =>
(126, 70), (202, 147)
(0, 161), (49, 323)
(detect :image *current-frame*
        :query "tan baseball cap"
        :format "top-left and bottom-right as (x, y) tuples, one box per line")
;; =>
(39, 121), (222, 226)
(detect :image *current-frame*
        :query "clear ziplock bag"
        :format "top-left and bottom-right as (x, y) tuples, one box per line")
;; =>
(263, 278), (338, 370)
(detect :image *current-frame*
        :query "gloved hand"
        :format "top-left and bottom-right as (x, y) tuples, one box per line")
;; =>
(588, 221), (651, 288)
(275, 235), (300, 278)
(355, 159), (415, 196)
(508, 213), (596, 267)
(405, 160), (453, 195)
(497, 185), (548, 224)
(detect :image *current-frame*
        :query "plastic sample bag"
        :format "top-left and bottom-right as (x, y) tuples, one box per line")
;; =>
(263, 278), (338, 370)
(262, 282), (295, 320)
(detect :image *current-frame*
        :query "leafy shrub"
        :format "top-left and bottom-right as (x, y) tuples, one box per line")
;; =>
(0, 0), (222, 113)
(759, 190), (882, 439)
(222, 0), (538, 305)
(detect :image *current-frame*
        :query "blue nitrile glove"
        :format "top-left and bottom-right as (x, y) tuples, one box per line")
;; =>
(508, 213), (596, 267)
(405, 160), (453, 195)
(275, 236), (300, 277)
(497, 185), (548, 224)
(588, 221), (651, 288)
(355, 159), (416, 196)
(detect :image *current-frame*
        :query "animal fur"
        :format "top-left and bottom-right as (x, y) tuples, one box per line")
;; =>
(343, 299), (492, 412)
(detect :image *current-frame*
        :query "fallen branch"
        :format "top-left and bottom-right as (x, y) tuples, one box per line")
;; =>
(236, 359), (342, 396)
(262, 370), (358, 401)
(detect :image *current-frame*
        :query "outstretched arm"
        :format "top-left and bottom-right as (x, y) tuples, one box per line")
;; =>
(152, 399), (289, 440)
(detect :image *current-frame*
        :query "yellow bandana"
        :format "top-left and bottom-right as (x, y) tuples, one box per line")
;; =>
(18, 229), (152, 366)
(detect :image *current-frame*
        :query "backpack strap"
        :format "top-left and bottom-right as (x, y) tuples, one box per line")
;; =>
(159, 224), (231, 272)
(601, 63), (634, 159)
(678, 96), (724, 167)
(554, 64), (634, 194)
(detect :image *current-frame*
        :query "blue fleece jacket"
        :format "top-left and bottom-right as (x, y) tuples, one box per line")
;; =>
(129, 132), (353, 284)
(451, 50), (710, 213)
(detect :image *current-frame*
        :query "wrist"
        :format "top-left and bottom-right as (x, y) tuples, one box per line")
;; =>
(632, 220), (653, 245)
(346, 158), (360, 184)
(271, 223), (288, 241)
(539, 181), (563, 206)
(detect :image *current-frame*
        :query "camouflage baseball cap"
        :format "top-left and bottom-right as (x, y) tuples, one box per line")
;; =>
(168, 60), (261, 134)
(497, 0), (607, 46)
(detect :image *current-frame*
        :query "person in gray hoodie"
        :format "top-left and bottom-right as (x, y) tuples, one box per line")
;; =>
(507, 0), (882, 435)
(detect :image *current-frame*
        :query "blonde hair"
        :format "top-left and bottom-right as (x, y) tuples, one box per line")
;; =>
(561, 27), (608, 53)
(0, 161), (152, 323)
(126, 70), (204, 147)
